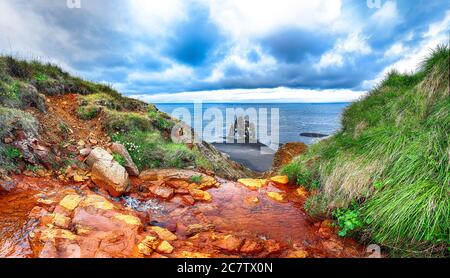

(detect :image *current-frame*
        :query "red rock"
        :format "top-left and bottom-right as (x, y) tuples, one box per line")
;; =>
(149, 185), (174, 200)
(323, 239), (344, 253)
(180, 195), (196, 206)
(264, 239), (283, 255)
(272, 142), (308, 169)
(318, 227), (333, 239)
(213, 235), (244, 252)
(174, 188), (190, 195)
(240, 239), (264, 254)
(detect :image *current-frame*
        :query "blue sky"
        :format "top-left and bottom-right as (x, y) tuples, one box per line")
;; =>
(0, 0), (449, 102)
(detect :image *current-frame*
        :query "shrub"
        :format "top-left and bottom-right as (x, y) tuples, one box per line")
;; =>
(280, 158), (315, 188)
(5, 57), (33, 79)
(77, 105), (100, 120)
(0, 107), (39, 139)
(333, 202), (365, 237)
(189, 175), (203, 184)
(5, 147), (21, 160)
(34, 72), (48, 82)
(148, 109), (175, 131)
(112, 129), (203, 171)
(104, 111), (153, 133)
(304, 194), (328, 219)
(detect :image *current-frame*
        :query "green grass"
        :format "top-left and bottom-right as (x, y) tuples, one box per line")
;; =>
(77, 105), (100, 120)
(280, 45), (450, 256)
(189, 175), (203, 184)
(363, 181), (449, 250)
(304, 194), (328, 219)
(34, 72), (48, 82)
(148, 110), (175, 131)
(5, 147), (21, 160)
(112, 153), (126, 167)
(333, 202), (365, 237)
(111, 129), (207, 171)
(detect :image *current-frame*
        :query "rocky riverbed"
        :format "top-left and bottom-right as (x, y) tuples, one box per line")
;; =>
(0, 165), (365, 258)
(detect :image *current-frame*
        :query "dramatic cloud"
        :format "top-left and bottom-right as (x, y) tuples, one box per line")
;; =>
(133, 87), (367, 103)
(0, 0), (448, 102)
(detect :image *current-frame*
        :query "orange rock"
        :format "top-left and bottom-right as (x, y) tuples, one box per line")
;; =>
(245, 196), (260, 204)
(180, 251), (211, 258)
(286, 250), (309, 258)
(149, 184), (174, 199)
(270, 176), (289, 185)
(59, 194), (82, 211)
(266, 192), (285, 202)
(189, 189), (212, 202)
(238, 179), (267, 190)
(150, 226), (178, 241)
(264, 239), (282, 255)
(113, 214), (142, 227)
(156, 241), (174, 254)
(213, 234), (244, 252)
(296, 187), (308, 198)
(138, 236), (159, 256)
(272, 142), (308, 169)
(240, 239), (264, 254)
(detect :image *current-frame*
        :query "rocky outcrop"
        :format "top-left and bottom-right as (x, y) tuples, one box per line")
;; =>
(87, 147), (130, 197)
(111, 142), (139, 176)
(272, 142), (308, 169)
(139, 169), (219, 204)
(195, 141), (256, 180)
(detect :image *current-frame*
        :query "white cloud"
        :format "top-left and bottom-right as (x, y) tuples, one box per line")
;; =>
(128, 0), (188, 36)
(362, 36), (447, 90)
(132, 87), (367, 103)
(317, 52), (344, 69)
(384, 43), (408, 58)
(204, 43), (277, 83)
(336, 32), (372, 54)
(316, 32), (371, 70)
(128, 63), (194, 83)
(424, 10), (450, 38)
(208, 0), (344, 38)
(370, 0), (400, 27)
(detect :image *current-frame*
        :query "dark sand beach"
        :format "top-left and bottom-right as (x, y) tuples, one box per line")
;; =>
(212, 142), (275, 172)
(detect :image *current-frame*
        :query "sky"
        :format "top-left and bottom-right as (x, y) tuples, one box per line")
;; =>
(0, 0), (449, 103)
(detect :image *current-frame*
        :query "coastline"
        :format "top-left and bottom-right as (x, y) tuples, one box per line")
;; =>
(212, 142), (275, 172)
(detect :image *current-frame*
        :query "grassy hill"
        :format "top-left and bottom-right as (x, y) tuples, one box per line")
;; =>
(282, 45), (449, 257)
(0, 56), (254, 180)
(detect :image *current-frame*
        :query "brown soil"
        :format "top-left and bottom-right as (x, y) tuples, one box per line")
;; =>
(27, 94), (110, 149)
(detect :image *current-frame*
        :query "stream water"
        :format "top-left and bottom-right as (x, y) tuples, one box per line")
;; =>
(0, 175), (365, 258)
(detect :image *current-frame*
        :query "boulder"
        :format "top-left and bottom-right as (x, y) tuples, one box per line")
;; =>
(111, 143), (139, 176)
(85, 147), (130, 197)
(85, 147), (113, 167)
(91, 159), (130, 197)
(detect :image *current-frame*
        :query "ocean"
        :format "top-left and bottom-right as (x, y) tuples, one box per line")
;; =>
(156, 103), (350, 146)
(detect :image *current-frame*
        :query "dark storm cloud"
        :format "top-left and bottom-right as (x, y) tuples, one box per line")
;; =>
(0, 0), (449, 95)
